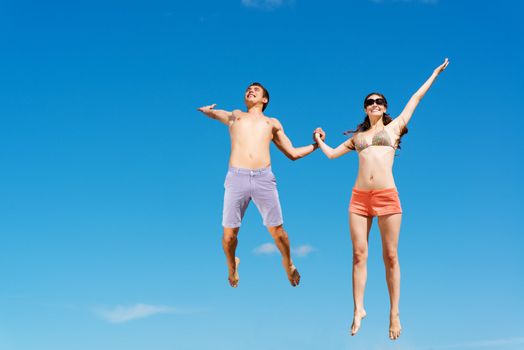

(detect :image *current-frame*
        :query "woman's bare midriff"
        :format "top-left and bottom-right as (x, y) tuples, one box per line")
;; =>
(353, 146), (397, 190)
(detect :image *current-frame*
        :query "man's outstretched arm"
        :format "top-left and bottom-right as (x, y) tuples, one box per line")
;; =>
(197, 104), (234, 126)
(271, 118), (324, 161)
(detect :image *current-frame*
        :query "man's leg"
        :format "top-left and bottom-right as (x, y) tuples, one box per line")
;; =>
(251, 169), (299, 285)
(267, 225), (300, 287)
(222, 227), (241, 288)
(222, 169), (250, 288)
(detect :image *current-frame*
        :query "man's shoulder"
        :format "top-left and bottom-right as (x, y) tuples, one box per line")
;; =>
(267, 116), (283, 129)
(262, 114), (278, 123)
(230, 109), (249, 122)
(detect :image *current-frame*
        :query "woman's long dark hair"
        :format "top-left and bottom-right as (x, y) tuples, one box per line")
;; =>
(344, 92), (408, 149)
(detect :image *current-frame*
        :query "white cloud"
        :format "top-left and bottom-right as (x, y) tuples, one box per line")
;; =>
(95, 304), (178, 324)
(253, 243), (315, 257)
(430, 337), (524, 349)
(253, 243), (279, 255)
(241, 0), (293, 10)
(292, 244), (315, 257)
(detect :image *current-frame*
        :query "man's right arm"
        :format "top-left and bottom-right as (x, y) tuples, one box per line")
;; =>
(197, 104), (235, 126)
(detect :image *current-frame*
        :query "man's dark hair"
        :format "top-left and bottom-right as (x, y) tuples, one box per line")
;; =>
(248, 82), (270, 111)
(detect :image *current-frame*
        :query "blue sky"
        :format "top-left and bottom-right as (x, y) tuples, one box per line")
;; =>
(0, 0), (523, 349)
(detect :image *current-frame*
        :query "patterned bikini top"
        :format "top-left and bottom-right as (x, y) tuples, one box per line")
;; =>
(351, 129), (396, 153)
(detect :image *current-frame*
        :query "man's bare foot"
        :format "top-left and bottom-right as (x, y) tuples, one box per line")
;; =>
(228, 257), (240, 288)
(350, 309), (367, 336)
(389, 313), (402, 340)
(284, 263), (300, 287)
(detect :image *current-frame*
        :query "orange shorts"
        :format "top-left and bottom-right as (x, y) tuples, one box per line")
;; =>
(349, 188), (402, 217)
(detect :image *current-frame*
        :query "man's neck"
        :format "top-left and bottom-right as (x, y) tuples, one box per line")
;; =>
(246, 105), (265, 115)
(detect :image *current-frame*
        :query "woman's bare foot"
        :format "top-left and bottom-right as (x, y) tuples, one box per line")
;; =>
(228, 257), (240, 288)
(389, 313), (402, 340)
(350, 309), (367, 336)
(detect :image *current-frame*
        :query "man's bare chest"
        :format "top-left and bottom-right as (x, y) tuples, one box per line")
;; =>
(230, 117), (274, 138)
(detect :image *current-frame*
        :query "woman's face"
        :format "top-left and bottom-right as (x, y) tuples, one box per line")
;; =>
(364, 94), (387, 118)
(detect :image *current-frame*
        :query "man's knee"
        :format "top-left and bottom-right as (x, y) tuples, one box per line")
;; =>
(268, 225), (287, 240)
(223, 228), (239, 245)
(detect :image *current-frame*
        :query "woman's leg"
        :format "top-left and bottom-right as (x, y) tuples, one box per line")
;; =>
(377, 213), (402, 340)
(349, 212), (372, 335)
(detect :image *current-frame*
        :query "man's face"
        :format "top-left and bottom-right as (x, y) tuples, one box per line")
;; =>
(244, 85), (268, 107)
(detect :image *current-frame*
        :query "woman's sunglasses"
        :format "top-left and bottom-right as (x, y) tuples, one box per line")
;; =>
(364, 98), (387, 107)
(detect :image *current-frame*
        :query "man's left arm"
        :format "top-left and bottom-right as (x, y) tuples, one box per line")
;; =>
(271, 118), (322, 161)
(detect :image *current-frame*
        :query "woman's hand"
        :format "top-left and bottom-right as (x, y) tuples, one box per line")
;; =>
(434, 58), (449, 75)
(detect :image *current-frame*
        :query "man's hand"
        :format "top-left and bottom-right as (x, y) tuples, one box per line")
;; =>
(197, 104), (233, 125)
(313, 127), (326, 142)
(197, 104), (217, 115)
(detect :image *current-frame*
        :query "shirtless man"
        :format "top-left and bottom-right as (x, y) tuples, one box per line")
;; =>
(197, 82), (324, 288)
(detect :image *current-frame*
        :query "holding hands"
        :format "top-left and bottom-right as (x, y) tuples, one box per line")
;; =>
(314, 127), (326, 143)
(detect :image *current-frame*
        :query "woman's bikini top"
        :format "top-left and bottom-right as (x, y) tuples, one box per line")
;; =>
(350, 129), (396, 152)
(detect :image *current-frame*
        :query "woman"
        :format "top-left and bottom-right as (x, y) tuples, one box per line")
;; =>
(314, 59), (449, 340)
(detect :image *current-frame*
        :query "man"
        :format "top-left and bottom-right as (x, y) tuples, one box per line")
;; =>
(197, 82), (324, 288)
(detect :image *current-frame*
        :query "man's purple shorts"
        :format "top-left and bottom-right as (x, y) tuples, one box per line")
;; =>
(222, 166), (283, 228)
